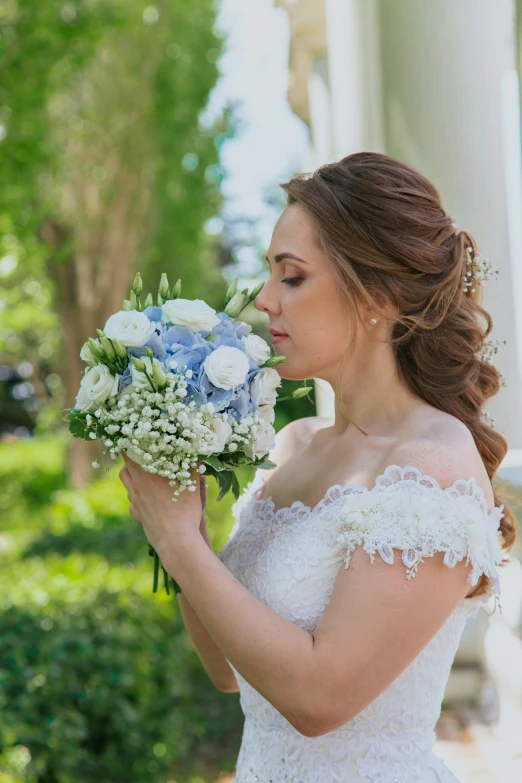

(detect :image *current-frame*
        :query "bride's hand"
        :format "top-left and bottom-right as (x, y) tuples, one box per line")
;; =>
(199, 474), (208, 518)
(120, 453), (203, 561)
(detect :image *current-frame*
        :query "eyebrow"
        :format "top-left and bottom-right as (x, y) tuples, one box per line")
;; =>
(265, 252), (309, 265)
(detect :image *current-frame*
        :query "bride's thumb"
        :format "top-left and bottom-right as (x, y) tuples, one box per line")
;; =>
(199, 474), (208, 507)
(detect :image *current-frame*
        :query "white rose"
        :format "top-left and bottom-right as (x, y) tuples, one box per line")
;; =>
(75, 365), (120, 412)
(198, 415), (233, 455)
(203, 345), (250, 390)
(250, 367), (282, 407)
(241, 333), (271, 365)
(258, 404), (275, 425)
(131, 356), (163, 390)
(244, 418), (276, 461)
(80, 339), (101, 366)
(104, 310), (156, 347)
(161, 298), (220, 332)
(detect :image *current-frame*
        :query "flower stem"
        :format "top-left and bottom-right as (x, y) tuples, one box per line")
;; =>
(153, 549), (160, 592)
(149, 545), (181, 595)
(163, 565), (170, 595)
(143, 369), (156, 391)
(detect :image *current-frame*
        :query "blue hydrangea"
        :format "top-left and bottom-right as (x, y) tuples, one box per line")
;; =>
(119, 307), (270, 420)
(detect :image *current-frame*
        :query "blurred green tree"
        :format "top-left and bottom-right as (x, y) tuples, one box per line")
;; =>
(0, 0), (234, 483)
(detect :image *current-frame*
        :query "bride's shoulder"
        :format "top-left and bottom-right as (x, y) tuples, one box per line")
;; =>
(382, 409), (495, 510)
(284, 415), (334, 446)
(333, 414), (503, 602)
(262, 415), (334, 481)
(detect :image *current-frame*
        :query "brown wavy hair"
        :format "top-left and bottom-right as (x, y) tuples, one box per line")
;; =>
(280, 150), (517, 599)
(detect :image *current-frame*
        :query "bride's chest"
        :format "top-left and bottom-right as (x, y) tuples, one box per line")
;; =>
(220, 497), (348, 632)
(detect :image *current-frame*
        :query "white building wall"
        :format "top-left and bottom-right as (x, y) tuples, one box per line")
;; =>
(377, 0), (522, 453)
(301, 0), (522, 461)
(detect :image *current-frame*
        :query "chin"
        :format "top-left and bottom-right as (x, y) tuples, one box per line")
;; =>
(276, 364), (313, 382)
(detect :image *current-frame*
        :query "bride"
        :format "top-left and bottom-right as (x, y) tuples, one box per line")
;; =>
(119, 151), (517, 783)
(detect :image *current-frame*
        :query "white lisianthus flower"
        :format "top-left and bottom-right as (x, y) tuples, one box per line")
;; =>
(198, 415), (233, 454)
(241, 333), (271, 365)
(80, 338), (102, 366)
(211, 415), (233, 451)
(104, 310), (156, 347)
(161, 298), (220, 332)
(203, 345), (250, 390)
(244, 417), (276, 461)
(258, 404), (275, 425)
(250, 367), (282, 407)
(131, 356), (164, 390)
(75, 365), (120, 412)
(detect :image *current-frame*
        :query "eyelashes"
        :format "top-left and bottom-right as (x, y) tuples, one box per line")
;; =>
(263, 264), (304, 286)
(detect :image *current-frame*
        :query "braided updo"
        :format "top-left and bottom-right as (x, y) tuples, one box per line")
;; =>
(279, 150), (516, 599)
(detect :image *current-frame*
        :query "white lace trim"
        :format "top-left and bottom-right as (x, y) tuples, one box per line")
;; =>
(230, 463), (505, 603)
(334, 465), (504, 592)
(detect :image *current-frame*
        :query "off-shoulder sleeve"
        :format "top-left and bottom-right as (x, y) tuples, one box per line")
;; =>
(333, 471), (505, 602)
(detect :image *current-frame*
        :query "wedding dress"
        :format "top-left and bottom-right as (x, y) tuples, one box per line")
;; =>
(216, 464), (505, 783)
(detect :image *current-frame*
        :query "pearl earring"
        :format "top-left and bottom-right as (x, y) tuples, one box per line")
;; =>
(370, 317), (378, 325)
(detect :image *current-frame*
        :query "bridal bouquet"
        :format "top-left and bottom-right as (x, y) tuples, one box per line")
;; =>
(65, 273), (311, 593)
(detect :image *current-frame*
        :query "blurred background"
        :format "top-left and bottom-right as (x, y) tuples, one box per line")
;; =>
(1, 0), (522, 781)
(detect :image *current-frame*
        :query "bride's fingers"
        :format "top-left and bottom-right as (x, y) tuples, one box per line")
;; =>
(199, 475), (208, 510)
(129, 503), (142, 524)
(119, 465), (133, 490)
(122, 452), (145, 475)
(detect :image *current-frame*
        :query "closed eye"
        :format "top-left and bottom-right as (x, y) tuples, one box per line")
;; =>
(281, 277), (303, 287)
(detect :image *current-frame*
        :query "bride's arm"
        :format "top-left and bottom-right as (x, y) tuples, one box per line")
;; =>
(177, 494), (239, 692)
(161, 444), (489, 737)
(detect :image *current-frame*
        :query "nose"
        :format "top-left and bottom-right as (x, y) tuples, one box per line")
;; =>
(253, 277), (280, 315)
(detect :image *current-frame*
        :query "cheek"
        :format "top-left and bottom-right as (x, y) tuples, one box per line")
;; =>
(288, 283), (346, 343)
(279, 287), (350, 378)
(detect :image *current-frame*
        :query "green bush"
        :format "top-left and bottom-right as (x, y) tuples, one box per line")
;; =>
(0, 435), (67, 530)
(0, 436), (250, 782)
(0, 591), (242, 783)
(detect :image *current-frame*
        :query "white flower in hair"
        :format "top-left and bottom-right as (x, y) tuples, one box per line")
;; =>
(463, 246), (499, 293)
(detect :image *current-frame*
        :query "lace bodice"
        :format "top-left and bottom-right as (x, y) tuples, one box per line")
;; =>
(217, 464), (505, 783)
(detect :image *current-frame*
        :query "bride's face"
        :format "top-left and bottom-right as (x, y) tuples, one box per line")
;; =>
(253, 203), (361, 383)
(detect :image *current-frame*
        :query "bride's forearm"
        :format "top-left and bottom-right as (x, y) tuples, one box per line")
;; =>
(163, 533), (315, 734)
(177, 590), (239, 692)
(198, 513), (213, 550)
(176, 514), (239, 692)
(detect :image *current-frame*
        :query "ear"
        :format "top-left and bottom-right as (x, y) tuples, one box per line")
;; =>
(363, 289), (395, 320)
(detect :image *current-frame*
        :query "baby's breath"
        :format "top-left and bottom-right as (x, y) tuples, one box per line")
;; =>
(92, 373), (266, 500)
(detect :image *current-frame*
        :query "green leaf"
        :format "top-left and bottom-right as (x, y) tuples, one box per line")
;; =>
(216, 470), (233, 501)
(68, 414), (92, 441)
(255, 459), (277, 470)
(200, 454), (225, 472)
(200, 464), (217, 481)
(230, 471), (241, 500)
(219, 449), (250, 468)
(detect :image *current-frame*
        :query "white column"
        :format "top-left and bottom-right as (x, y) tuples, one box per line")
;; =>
(307, 56), (334, 168)
(315, 0), (384, 417)
(324, 0), (384, 158)
(378, 0), (522, 451)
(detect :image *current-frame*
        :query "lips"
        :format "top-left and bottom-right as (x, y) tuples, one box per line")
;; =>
(269, 328), (288, 337)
